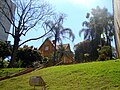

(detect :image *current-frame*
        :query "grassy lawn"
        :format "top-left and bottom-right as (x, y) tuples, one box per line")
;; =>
(0, 60), (120, 90)
(0, 68), (23, 77)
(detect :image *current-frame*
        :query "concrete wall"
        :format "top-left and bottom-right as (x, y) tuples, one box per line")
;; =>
(0, 0), (15, 41)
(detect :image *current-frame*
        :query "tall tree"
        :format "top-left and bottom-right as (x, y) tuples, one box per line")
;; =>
(43, 13), (75, 65)
(79, 6), (114, 60)
(0, 0), (53, 67)
(80, 6), (114, 46)
(91, 6), (114, 46)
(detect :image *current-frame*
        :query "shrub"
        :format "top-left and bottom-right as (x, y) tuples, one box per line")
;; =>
(97, 46), (112, 61)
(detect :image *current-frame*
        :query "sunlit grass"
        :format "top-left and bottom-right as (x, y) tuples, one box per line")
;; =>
(0, 60), (120, 90)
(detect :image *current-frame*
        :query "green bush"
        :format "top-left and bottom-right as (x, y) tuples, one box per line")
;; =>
(97, 46), (112, 61)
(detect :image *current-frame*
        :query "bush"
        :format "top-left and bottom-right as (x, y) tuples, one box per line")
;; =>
(97, 46), (112, 61)
(16, 45), (43, 68)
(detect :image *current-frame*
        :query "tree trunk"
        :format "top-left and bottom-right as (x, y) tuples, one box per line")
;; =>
(91, 40), (94, 61)
(53, 35), (57, 65)
(108, 38), (113, 59)
(8, 36), (20, 68)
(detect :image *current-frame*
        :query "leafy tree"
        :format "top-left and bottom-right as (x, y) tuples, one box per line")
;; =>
(91, 6), (114, 47)
(0, 41), (11, 67)
(97, 46), (112, 61)
(74, 40), (93, 63)
(80, 6), (113, 44)
(17, 45), (42, 68)
(43, 13), (75, 65)
(0, 0), (53, 67)
(79, 6), (114, 60)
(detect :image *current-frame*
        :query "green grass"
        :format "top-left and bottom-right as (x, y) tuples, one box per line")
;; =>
(0, 68), (23, 77)
(0, 60), (120, 90)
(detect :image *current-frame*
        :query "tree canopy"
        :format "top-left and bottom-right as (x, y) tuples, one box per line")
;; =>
(80, 6), (114, 47)
(78, 6), (114, 62)
(17, 45), (42, 67)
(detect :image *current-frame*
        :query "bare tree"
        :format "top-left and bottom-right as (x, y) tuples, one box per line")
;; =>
(0, 0), (53, 67)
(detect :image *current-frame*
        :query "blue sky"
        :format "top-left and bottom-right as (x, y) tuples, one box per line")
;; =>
(8, 0), (113, 51)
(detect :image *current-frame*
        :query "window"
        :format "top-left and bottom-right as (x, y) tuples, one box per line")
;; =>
(45, 46), (49, 51)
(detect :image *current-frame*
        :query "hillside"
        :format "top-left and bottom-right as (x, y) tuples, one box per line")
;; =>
(0, 60), (120, 90)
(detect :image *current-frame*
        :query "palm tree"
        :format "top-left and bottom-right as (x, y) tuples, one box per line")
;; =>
(79, 20), (95, 41)
(80, 6), (114, 60)
(56, 43), (73, 65)
(43, 13), (75, 65)
(55, 44), (66, 65)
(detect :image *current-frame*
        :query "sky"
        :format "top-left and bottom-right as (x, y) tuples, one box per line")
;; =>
(8, 0), (113, 51)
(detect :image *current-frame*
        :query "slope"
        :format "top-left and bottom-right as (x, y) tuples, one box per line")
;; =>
(0, 60), (120, 90)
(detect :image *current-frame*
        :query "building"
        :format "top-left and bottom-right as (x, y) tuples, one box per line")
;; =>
(113, 0), (120, 58)
(39, 38), (55, 58)
(38, 38), (74, 65)
(0, 0), (15, 41)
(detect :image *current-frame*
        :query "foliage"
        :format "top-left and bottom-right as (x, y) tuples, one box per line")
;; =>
(0, 41), (11, 59)
(16, 45), (43, 67)
(42, 57), (49, 64)
(79, 6), (114, 60)
(80, 6), (114, 43)
(0, 41), (12, 67)
(97, 46), (112, 61)
(42, 57), (53, 67)
(44, 13), (75, 43)
(75, 40), (96, 63)
(0, 60), (9, 68)
(0, 60), (120, 89)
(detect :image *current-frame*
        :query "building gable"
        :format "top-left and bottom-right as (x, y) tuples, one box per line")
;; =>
(39, 38), (55, 58)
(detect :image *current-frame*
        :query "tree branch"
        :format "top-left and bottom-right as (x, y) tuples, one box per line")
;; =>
(19, 29), (52, 47)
